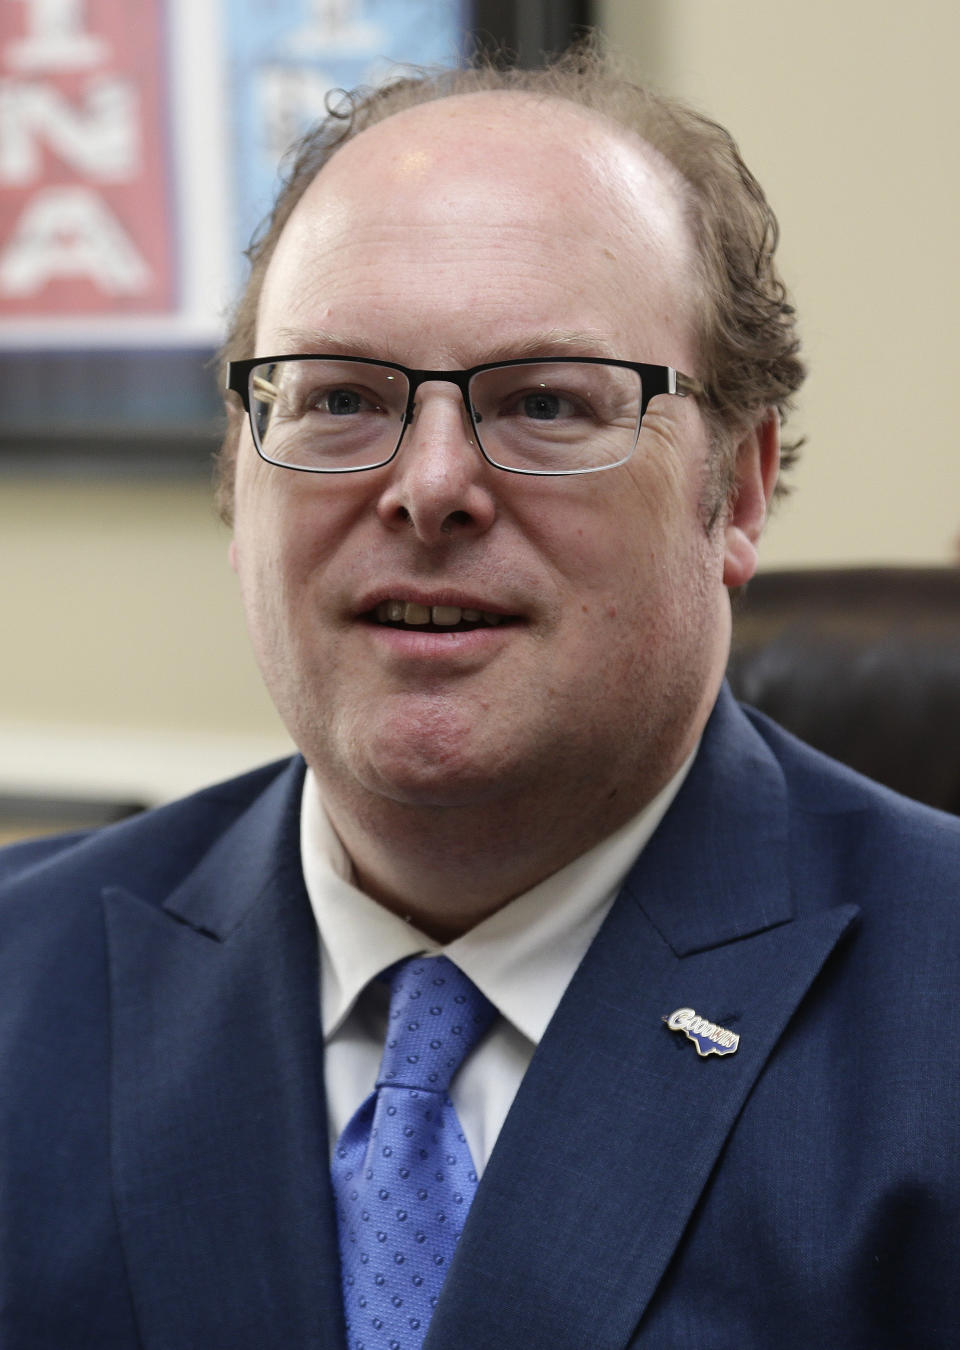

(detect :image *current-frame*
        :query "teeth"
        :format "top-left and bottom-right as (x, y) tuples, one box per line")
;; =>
(373, 600), (507, 628)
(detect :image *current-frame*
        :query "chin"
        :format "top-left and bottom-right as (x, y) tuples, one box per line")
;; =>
(314, 703), (508, 809)
(354, 746), (510, 811)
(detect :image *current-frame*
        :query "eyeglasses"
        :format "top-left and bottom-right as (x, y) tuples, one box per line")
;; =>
(225, 355), (699, 477)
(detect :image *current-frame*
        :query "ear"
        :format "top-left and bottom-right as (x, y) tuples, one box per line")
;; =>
(228, 538), (239, 573)
(723, 410), (780, 588)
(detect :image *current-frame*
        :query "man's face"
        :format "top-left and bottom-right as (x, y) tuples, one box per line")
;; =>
(232, 93), (758, 829)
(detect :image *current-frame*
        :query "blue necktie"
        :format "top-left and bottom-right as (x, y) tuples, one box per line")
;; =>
(332, 956), (496, 1350)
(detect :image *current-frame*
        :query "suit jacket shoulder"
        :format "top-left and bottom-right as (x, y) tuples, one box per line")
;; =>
(0, 756), (300, 895)
(743, 696), (960, 894)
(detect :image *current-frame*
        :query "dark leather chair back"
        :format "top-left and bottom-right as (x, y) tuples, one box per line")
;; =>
(727, 568), (960, 815)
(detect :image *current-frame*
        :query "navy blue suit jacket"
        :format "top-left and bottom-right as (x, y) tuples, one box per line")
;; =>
(2, 687), (959, 1347)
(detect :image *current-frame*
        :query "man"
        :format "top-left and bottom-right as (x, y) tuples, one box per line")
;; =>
(2, 48), (958, 1350)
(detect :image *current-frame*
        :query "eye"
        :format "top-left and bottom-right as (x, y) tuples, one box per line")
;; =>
(317, 386), (379, 416)
(519, 390), (577, 421)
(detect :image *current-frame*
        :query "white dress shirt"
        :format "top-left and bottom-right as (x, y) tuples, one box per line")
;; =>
(300, 755), (694, 1176)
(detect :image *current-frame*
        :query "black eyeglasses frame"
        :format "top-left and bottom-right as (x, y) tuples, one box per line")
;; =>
(225, 354), (700, 477)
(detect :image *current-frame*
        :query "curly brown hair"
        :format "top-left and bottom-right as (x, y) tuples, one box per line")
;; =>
(216, 40), (803, 521)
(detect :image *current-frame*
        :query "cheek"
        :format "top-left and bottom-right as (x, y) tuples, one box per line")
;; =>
(233, 474), (311, 644)
(576, 452), (707, 589)
(570, 461), (724, 667)
(235, 458), (346, 581)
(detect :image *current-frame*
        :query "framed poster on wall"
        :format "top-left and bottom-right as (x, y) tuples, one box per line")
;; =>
(0, 0), (590, 472)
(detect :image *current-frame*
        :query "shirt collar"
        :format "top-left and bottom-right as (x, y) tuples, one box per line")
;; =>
(301, 753), (696, 1046)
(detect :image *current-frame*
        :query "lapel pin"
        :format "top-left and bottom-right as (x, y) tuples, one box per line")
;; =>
(664, 1007), (739, 1057)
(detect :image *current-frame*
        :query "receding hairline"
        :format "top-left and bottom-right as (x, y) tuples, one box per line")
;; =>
(290, 85), (695, 219)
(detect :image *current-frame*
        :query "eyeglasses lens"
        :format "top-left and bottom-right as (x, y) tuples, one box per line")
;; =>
(469, 362), (642, 472)
(249, 359), (409, 471)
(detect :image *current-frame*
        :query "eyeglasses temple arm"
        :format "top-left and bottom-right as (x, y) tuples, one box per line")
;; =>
(673, 371), (703, 399)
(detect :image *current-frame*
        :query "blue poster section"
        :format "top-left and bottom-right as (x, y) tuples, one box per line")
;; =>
(224, 0), (466, 280)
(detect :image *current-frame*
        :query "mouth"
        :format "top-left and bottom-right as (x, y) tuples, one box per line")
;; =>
(365, 599), (517, 633)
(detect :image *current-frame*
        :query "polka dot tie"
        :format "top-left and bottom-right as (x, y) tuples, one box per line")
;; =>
(332, 956), (496, 1350)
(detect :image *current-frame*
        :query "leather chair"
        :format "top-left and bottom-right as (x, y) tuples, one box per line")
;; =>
(727, 568), (960, 816)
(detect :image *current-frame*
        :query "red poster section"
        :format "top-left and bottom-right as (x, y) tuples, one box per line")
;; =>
(0, 0), (176, 319)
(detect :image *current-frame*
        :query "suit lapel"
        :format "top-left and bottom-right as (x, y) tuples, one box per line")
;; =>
(103, 761), (346, 1350)
(426, 690), (859, 1350)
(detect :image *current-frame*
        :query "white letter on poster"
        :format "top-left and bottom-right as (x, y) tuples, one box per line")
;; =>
(0, 77), (138, 183)
(0, 185), (150, 295)
(5, 0), (109, 71)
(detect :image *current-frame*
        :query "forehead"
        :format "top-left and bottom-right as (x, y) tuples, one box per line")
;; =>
(257, 91), (697, 366)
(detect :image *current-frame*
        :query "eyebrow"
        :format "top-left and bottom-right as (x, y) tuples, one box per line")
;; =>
(271, 328), (384, 359)
(473, 330), (621, 363)
(268, 327), (622, 366)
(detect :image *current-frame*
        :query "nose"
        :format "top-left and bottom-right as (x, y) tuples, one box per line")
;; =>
(375, 383), (497, 544)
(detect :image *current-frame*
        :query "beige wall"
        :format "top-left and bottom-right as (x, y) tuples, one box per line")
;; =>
(601, 0), (960, 567)
(4, 4), (957, 803)
(0, 477), (292, 804)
